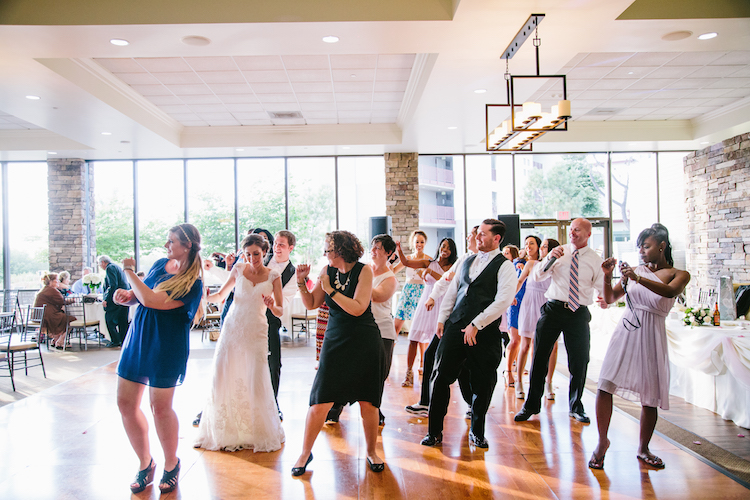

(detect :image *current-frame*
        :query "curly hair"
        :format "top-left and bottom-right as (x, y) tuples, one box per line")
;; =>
(326, 230), (364, 264)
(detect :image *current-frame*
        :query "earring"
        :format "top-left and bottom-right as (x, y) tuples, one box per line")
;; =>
(660, 249), (663, 252)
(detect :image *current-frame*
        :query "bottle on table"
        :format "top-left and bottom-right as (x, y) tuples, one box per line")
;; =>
(713, 302), (721, 326)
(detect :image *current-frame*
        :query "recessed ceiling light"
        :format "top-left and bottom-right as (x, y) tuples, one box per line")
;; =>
(181, 35), (211, 46)
(662, 31), (692, 42)
(101, 132), (112, 135)
(322, 35), (339, 43)
(448, 126), (458, 130)
(698, 32), (718, 40)
(474, 89), (487, 94)
(350, 74), (356, 78)
(48, 152), (57, 155)
(110, 38), (129, 46)
(25, 95), (40, 100)
(236, 148), (244, 151)
(628, 71), (634, 75)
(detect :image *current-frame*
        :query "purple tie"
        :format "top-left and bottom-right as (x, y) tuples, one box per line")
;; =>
(568, 250), (580, 311)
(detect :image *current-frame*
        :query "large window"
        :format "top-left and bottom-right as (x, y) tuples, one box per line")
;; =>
(337, 156), (386, 245)
(465, 154), (512, 225)
(8, 163), (48, 288)
(137, 160), (184, 270)
(658, 152), (689, 269)
(92, 161), (134, 263)
(187, 159), (235, 256)
(237, 158), (286, 245)
(419, 156), (466, 257)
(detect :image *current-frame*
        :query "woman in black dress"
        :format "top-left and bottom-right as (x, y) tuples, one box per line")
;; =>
(292, 230), (386, 475)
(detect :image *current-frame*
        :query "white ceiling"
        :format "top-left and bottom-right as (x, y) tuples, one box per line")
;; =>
(1, 0), (750, 160)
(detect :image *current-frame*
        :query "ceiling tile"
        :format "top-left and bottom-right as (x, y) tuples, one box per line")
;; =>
(132, 84), (172, 96)
(207, 83), (252, 94)
(620, 53), (679, 67)
(146, 95), (184, 105)
(669, 111), (702, 119)
(709, 51), (750, 65)
(334, 81), (374, 93)
(723, 88), (750, 98)
(648, 89), (694, 99)
(181, 120), (209, 126)
(238, 119), (273, 125)
(136, 57), (193, 73)
(371, 116), (397, 123)
(627, 79), (675, 90)
(0, 123), (25, 130)
(372, 92), (404, 102)
(588, 79), (634, 90)
(282, 55), (330, 70)
(605, 89), (654, 99)
(670, 97), (711, 106)
(686, 88), (731, 98)
(287, 70), (332, 82)
(305, 118), (338, 124)
(337, 93), (374, 102)
(116, 73), (161, 85)
(188, 104), (229, 113)
(330, 54), (378, 69)
(375, 68), (412, 81)
(333, 69), (376, 81)
(271, 118), (306, 125)
(371, 101), (401, 110)
(665, 52), (726, 66)
(573, 114), (607, 121)
(199, 112), (236, 120)
(257, 94), (297, 103)
(206, 119), (241, 126)
(218, 94), (259, 103)
(250, 82), (293, 94)
(302, 111), (338, 119)
(689, 66), (745, 78)
(577, 53), (634, 67)
(179, 95), (223, 105)
(707, 77), (750, 88)
(605, 66), (655, 79)
(159, 104), (193, 114)
(297, 93), (335, 103)
(576, 89), (620, 100)
(198, 71), (246, 84)
(644, 112), (678, 120)
(299, 102), (337, 111)
(728, 67), (750, 77)
(377, 54), (416, 68)
(167, 112), (201, 121)
(669, 78), (718, 89)
(167, 84), (212, 95)
(572, 99), (607, 111)
(566, 66), (615, 79)
(704, 97), (741, 107)
(371, 109), (399, 117)
(243, 70), (289, 83)
(234, 56), (284, 71)
(374, 81), (408, 92)
(637, 98), (675, 107)
(291, 82), (333, 93)
(156, 72), (203, 85)
(262, 103), (301, 111)
(646, 66), (696, 79)
(566, 79), (594, 91)
(232, 112), (270, 120)
(338, 116), (369, 123)
(336, 102), (372, 111)
(185, 57), (237, 72)
(95, 58), (146, 73)
(670, 105), (716, 114)
(223, 103), (264, 112)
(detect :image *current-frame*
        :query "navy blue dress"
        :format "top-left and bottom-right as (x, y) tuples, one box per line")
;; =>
(117, 258), (203, 388)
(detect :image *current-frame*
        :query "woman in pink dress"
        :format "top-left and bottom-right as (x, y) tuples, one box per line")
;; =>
(589, 223), (690, 470)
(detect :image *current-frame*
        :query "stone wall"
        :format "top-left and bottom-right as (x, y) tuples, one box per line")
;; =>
(384, 152), (420, 252)
(47, 159), (96, 281)
(684, 132), (750, 303)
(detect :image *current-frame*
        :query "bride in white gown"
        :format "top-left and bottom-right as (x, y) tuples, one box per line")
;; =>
(195, 234), (286, 452)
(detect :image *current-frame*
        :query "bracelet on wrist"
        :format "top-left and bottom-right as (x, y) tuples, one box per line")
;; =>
(636, 275), (641, 284)
(124, 266), (135, 272)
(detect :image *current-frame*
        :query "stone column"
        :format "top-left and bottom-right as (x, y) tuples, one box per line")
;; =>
(385, 152), (420, 257)
(47, 158), (96, 282)
(684, 132), (750, 304)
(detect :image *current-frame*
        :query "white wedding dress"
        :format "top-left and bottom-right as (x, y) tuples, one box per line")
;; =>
(194, 263), (285, 452)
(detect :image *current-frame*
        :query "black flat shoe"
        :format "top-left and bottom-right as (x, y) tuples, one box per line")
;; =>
(130, 458), (155, 494)
(193, 412), (202, 427)
(420, 433), (442, 447)
(514, 407), (539, 422)
(468, 431), (489, 449)
(291, 453), (313, 477)
(569, 411), (590, 424)
(159, 459), (180, 494)
(366, 456), (385, 472)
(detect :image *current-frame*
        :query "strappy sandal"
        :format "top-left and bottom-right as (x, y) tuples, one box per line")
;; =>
(130, 458), (156, 493)
(637, 454), (665, 469)
(588, 452), (605, 470)
(401, 371), (414, 387)
(159, 459), (181, 493)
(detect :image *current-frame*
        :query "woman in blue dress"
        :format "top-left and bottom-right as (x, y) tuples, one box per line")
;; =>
(114, 223), (204, 494)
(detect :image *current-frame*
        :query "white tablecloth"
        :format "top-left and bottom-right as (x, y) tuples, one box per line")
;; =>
(589, 306), (750, 428)
(82, 302), (137, 342)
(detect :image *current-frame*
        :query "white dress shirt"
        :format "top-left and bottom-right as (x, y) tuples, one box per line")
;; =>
(267, 258), (297, 331)
(532, 243), (604, 306)
(429, 251), (474, 302)
(437, 247), (517, 330)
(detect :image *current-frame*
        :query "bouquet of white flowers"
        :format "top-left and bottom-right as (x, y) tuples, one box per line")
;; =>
(683, 305), (711, 326)
(82, 273), (103, 294)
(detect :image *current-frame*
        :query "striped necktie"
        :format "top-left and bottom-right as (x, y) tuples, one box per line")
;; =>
(568, 249), (580, 311)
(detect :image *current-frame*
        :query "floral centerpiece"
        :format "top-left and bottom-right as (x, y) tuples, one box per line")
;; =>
(82, 273), (103, 294)
(683, 305), (711, 326)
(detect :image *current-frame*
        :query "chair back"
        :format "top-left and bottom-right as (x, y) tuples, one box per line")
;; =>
(0, 312), (14, 350)
(24, 305), (46, 342)
(65, 296), (86, 325)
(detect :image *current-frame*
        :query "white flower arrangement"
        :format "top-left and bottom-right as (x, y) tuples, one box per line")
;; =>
(683, 305), (711, 326)
(82, 273), (103, 293)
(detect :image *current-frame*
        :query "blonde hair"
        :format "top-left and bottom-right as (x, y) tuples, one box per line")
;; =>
(155, 223), (203, 300)
(41, 272), (59, 286)
(58, 271), (70, 283)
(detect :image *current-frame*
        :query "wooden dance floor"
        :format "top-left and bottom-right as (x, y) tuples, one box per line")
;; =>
(0, 340), (748, 499)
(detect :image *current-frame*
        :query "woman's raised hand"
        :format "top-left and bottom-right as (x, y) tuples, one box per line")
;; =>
(123, 257), (136, 269)
(225, 252), (236, 268)
(602, 257), (617, 276)
(296, 264), (311, 281)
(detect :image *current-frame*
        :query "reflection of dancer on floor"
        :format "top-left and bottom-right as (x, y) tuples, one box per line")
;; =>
(589, 224), (689, 470)
(515, 237), (560, 400)
(194, 234), (285, 453)
(392, 230), (429, 387)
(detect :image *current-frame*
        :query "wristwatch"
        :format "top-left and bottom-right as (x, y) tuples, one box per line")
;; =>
(329, 289), (338, 298)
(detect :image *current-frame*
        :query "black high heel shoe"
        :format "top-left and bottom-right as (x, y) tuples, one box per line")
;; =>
(366, 456), (385, 473)
(159, 459), (181, 494)
(130, 458), (156, 494)
(291, 453), (313, 476)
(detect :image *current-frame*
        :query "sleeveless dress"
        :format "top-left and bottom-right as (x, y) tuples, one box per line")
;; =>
(518, 263), (551, 338)
(117, 258), (202, 388)
(394, 266), (425, 321)
(194, 263), (285, 452)
(408, 260), (445, 343)
(507, 258), (526, 330)
(309, 263), (386, 407)
(598, 266), (675, 410)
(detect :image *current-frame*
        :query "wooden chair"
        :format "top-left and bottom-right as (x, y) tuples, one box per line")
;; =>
(291, 309), (317, 339)
(7, 305), (47, 378)
(64, 296), (101, 350)
(0, 313), (15, 391)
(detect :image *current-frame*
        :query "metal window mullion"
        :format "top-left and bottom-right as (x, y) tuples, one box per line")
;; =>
(2, 162), (9, 290)
(334, 156), (340, 229)
(183, 159), (189, 223)
(234, 158), (239, 250)
(133, 160), (140, 270)
(284, 158), (290, 230)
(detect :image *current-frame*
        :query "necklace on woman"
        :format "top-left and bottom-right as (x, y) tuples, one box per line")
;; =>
(334, 269), (350, 291)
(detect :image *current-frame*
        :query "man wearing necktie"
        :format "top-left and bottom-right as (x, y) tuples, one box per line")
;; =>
(515, 218), (604, 423)
(421, 219), (517, 449)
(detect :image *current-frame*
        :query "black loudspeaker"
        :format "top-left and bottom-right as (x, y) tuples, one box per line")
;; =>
(369, 216), (392, 240)
(497, 214), (520, 248)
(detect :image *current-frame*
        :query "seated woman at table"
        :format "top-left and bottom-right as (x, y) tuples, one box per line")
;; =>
(57, 271), (74, 297)
(589, 223), (690, 470)
(34, 272), (75, 348)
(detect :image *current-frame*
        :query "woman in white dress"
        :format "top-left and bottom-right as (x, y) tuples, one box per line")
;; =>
(195, 233), (285, 452)
(589, 224), (689, 470)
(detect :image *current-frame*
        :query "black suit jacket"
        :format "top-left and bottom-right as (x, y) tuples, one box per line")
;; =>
(103, 262), (130, 311)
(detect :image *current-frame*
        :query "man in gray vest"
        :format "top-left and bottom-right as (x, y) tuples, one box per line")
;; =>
(421, 219), (517, 449)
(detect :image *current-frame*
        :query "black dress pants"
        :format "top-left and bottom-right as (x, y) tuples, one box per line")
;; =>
(523, 300), (591, 414)
(428, 321), (503, 438)
(267, 315), (282, 406)
(105, 304), (129, 345)
(419, 334), (472, 407)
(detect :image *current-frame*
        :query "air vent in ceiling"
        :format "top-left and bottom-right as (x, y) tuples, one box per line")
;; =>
(268, 111), (303, 119)
(586, 108), (623, 116)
